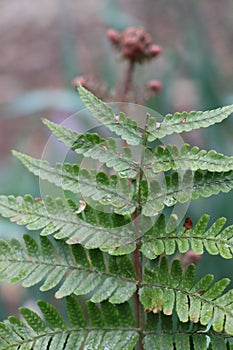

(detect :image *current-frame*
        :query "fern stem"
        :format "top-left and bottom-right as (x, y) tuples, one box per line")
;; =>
(133, 114), (150, 349)
(138, 112), (149, 211)
(121, 59), (135, 100)
(133, 242), (144, 350)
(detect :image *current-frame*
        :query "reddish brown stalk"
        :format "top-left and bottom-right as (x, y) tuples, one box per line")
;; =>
(132, 207), (143, 349)
(132, 113), (149, 349)
(133, 241), (144, 350)
(121, 59), (135, 100)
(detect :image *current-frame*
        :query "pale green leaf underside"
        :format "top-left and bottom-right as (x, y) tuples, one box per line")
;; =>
(1, 228), (233, 337)
(0, 329), (138, 350)
(77, 84), (142, 145)
(142, 169), (233, 216)
(143, 334), (230, 350)
(11, 150), (233, 218)
(42, 118), (80, 148)
(0, 195), (137, 254)
(12, 151), (137, 215)
(141, 213), (233, 259)
(44, 118), (233, 178)
(42, 119), (233, 178)
(43, 119), (140, 178)
(140, 257), (233, 335)
(0, 299), (138, 350)
(1, 233), (233, 335)
(148, 104), (233, 141)
(14, 144), (233, 208)
(0, 236), (136, 303)
(1, 166), (233, 249)
(0, 298), (232, 350)
(144, 313), (233, 350)
(143, 143), (233, 176)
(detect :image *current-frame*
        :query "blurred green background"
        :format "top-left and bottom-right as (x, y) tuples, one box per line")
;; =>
(0, 0), (233, 319)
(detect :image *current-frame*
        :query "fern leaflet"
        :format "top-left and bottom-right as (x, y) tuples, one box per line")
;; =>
(0, 298), (138, 350)
(141, 213), (233, 259)
(144, 312), (233, 350)
(147, 104), (233, 141)
(43, 119), (140, 178)
(143, 143), (233, 176)
(77, 84), (142, 145)
(0, 298), (232, 350)
(0, 195), (137, 254)
(0, 235), (136, 303)
(141, 257), (233, 335)
(12, 151), (137, 214)
(142, 169), (233, 216)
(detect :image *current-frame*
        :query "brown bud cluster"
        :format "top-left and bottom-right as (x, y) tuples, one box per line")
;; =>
(107, 27), (162, 63)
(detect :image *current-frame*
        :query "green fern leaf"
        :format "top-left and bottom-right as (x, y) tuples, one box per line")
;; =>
(77, 84), (142, 145)
(42, 119), (140, 178)
(0, 299), (139, 350)
(144, 313), (233, 350)
(37, 300), (67, 329)
(0, 195), (137, 253)
(143, 143), (233, 176)
(0, 299), (232, 349)
(0, 235), (137, 303)
(115, 303), (136, 327)
(19, 307), (48, 334)
(142, 169), (233, 216)
(86, 302), (105, 328)
(12, 151), (137, 214)
(140, 257), (233, 335)
(147, 104), (233, 141)
(141, 213), (233, 259)
(20, 304), (68, 350)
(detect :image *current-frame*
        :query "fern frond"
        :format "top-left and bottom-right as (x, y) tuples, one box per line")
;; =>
(42, 120), (140, 178)
(140, 257), (233, 335)
(144, 312), (233, 350)
(77, 84), (142, 145)
(12, 151), (137, 214)
(0, 298), (232, 349)
(0, 195), (137, 254)
(0, 235), (136, 303)
(143, 143), (233, 176)
(141, 213), (233, 259)
(142, 169), (233, 216)
(0, 298), (138, 350)
(147, 104), (233, 141)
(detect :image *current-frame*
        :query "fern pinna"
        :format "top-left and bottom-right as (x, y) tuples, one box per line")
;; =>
(0, 85), (233, 349)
